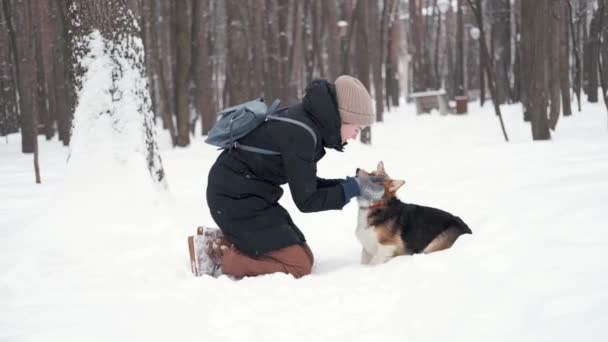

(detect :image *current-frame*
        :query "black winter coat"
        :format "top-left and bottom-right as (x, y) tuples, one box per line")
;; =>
(206, 80), (349, 256)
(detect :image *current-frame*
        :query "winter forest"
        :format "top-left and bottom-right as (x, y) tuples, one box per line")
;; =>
(2, 1), (608, 176)
(2, 1), (608, 341)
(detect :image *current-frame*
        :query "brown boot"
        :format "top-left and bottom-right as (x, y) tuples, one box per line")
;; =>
(188, 226), (231, 277)
(203, 228), (232, 268)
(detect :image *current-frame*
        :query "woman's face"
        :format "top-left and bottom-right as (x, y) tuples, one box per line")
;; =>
(340, 123), (365, 143)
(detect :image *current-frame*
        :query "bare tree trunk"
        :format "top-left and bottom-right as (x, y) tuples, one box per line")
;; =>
(354, 0), (370, 89)
(548, 0), (562, 131)
(225, 0), (251, 105)
(567, 0), (582, 112)
(340, 0), (357, 77)
(521, 0), (550, 140)
(0, 1), (19, 137)
(353, 0), (371, 145)
(251, 0), (265, 95)
(7, 0), (40, 178)
(479, 0), (486, 106)
(66, 0), (166, 184)
(278, 0), (289, 101)
(213, 0), (228, 110)
(370, 0), (384, 122)
(433, 0), (441, 90)
(467, 0), (510, 141)
(303, 1), (314, 83)
(265, 0), (282, 102)
(174, 0), (192, 146)
(323, 0), (340, 81)
(286, 0), (303, 105)
(422, 0), (434, 90)
(34, 1), (55, 140)
(586, 10), (600, 103)
(51, 0), (73, 145)
(386, 0), (400, 107)
(193, 0), (215, 135)
(598, 0), (608, 123)
(311, 0), (324, 79)
(384, 0), (396, 107)
(456, 0), (465, 96)
(409, 0), (423, 92)
(141, 0), (157, 118)
(512, 0), (521, 103)
(28, 1), (41, 181)
(560, 1), (573, 117)
(151, 1), (176, 145)
(158, 0), (177, 137)
(600, 1), (608, 114)
(12, 0), (38, 153)
(490, 0), (511, 103)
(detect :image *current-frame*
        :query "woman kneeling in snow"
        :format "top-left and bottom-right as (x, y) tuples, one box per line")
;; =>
(203, 75), (382, 278)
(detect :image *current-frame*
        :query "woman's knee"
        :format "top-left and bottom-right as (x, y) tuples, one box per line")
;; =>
(286, 245), (314, 278)
(290, 261), (312, 278)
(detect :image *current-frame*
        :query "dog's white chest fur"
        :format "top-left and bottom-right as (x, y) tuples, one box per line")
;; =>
(356, 208), (378, 252)
(356, 207), (398, 265)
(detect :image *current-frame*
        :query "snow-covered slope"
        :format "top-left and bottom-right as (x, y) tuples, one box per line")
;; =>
(2, 100), (607, 342)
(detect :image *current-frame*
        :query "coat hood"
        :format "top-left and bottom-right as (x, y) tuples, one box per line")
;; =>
(302, 79), (344, 152)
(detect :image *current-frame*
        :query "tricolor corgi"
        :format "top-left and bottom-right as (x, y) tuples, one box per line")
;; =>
(356, 162), (472, 265)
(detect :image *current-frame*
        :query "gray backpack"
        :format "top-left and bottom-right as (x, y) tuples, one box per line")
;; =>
(205, 98), (317, 155)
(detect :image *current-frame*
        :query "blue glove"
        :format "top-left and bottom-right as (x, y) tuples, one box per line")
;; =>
(342, 176), (385, 202)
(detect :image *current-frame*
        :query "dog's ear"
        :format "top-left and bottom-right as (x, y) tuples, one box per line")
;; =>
(388, 179), (405, 193)
(376, 161), (385, 174)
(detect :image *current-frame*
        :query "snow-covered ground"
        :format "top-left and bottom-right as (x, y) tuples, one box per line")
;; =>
(2, 100), (608, 342)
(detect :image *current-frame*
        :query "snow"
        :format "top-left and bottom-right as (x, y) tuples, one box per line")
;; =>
(2, 98), (608, 341)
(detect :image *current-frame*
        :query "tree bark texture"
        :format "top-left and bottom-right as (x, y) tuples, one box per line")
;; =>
(225, 0), (251, 105)
(174, 0), (192, 146)
(456, 0), (465, 96)
(251, 0), (265, 95)
(467, 0), (509, 141)
(548, 0), (562, 131)
(560, 0), (573, 117)
(12, 0), (38, 153)
(370, 0), (385, 122)
(192, 0), (215, 135)
(265, 0), (282, 103)
(277, 0), (289, 101)
(67, 0), (166, 183)
(323, 0), (340, 81)
(522, 0), (550, 140)
(286, 0), (303, 105)
(0, 1), (19, 136)
(490, 0), (511, 103)
(598, 0), (608, 119)
(51, 0), (74, 145)
(586, 11), (600, 103)
(354, 0), (371, 145)
(386, 0), (400, 108)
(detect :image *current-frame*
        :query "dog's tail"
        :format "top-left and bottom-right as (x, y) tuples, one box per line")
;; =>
(453, 216), (472, 234)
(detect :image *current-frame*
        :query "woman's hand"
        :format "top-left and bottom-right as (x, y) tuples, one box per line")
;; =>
(354, 176), (385, 201)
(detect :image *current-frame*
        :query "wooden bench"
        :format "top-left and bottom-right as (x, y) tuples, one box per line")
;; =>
(409, 89), (449, 115)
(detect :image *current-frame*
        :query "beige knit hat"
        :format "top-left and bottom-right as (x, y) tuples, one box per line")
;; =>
(334, 75), (375, 126)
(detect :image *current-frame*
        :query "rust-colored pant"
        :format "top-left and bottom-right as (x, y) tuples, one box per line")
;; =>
(221, 244), (314, 279)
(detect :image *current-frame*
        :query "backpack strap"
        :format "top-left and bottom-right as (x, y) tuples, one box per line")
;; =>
(234, 110), (317, 156)
(233, 142), (281, 155)
(266, 115), (317, 147)
(266, 98), (281, 115)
